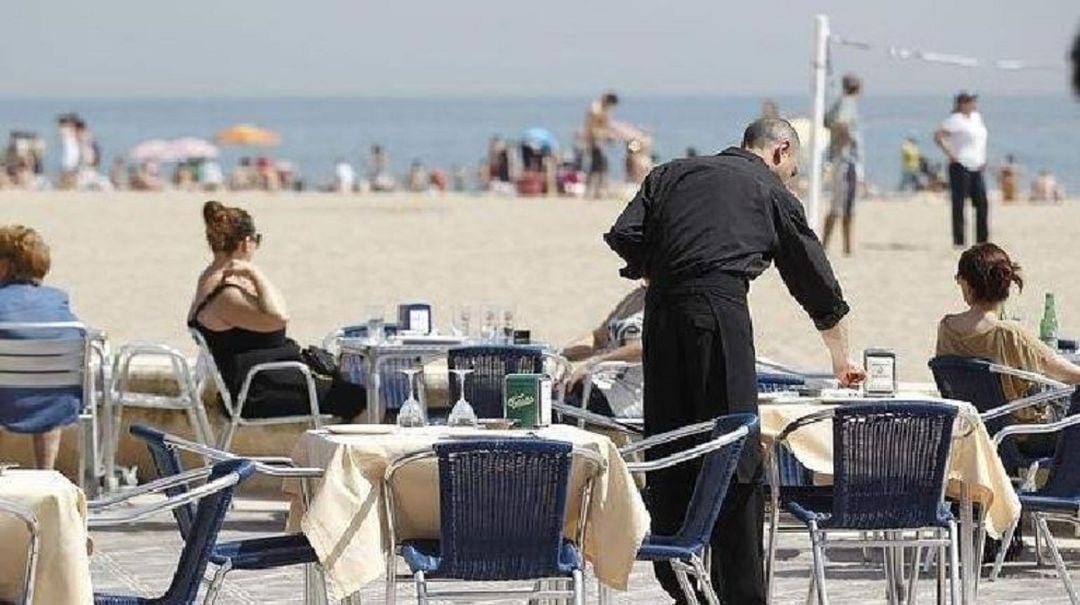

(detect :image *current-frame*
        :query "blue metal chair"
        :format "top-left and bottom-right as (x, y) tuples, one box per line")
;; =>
(930, 355), (1073, 475)
(383, 438), (605, 604)
(89, 458), (255, 605)
(990, 393), (1080, 601)
(613, 414), (758, 605)
(118, 424), (327, 605)
(447, 345), (545, 419)
(767, 402), (962, 605)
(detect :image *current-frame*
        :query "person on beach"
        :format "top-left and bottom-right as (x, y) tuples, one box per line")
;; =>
(560, 285), (645, 420)
(1030, 170), (1065, 203)
(936, 243), (1080, 459)
(334, 158), (356, 193)
(934, 91), (989, 247)
(899, 136), (922, 192)
(187, 201), (365, 421)
(997, 154), (1018, 202)
(57, 114), (80, 190)
(369, 145), (395, 192)
(822, 74), (862, 256)
(0, 225), (82, 470)
(606, 117), (865, 604)
(584, 92), (619, 199)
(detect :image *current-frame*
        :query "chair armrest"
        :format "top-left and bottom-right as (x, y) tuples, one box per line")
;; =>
(88, 466), (214, 510)
(88, 470), (242, 527)
(625, 425), (749, 473)
(157, 432), (325, 479)
(993, 413), (1080, 446)
(618, 420), (716, 457)
(551, 402), (643, 435)
(987, 363), (1071, 390)
(234, 361), (321, 419)
(980, 387), (1077, 422)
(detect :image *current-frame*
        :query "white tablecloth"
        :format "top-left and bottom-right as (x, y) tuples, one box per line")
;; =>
(0, 470), (93, 604)
(286, 424), (649, 599)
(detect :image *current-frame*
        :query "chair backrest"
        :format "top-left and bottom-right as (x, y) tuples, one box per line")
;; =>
(433, 438), (574, 580)
(829, 402), (957, 530)
(1039, 393), (1080, 498)
(670, 414), (757, 548)
(0, 322), (88, 394)
(158, 458), (253, 605)
(0, 498), (39, 605)
(190, 328), (233, 410)
(448, 346), (543, 418)
(129, 424), (197, 539)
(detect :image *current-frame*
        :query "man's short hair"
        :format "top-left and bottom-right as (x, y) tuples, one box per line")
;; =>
(741, 117), (800, 150)
(602, 92), (619, 106)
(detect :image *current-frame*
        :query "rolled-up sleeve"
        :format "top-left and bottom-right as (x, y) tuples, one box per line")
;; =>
(604, 167), (661, 279)
(771, 190), (850, 330)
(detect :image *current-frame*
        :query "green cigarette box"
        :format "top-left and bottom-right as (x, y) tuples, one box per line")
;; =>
(503, 373), (552, 428)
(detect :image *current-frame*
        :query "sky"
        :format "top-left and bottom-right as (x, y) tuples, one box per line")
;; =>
(2, 1), (1076, 97)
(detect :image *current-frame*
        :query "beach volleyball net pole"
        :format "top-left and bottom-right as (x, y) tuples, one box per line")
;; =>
(805, 14), (1062, 233)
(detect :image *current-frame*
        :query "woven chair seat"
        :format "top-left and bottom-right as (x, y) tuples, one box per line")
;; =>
(211, 533), (318, 570)
(400, 538), (582, 578)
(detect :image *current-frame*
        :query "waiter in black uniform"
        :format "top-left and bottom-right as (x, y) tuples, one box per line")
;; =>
(605, 118), (865, 604)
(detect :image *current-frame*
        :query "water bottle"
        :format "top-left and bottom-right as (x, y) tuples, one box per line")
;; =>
(1040, 292), (1059, 348)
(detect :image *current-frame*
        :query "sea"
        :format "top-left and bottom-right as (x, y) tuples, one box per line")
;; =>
(0, 95), (1076, 193)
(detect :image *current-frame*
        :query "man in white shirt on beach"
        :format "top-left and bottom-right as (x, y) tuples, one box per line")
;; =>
(935, 91), (989, 247)
(334, 158), (356, 193)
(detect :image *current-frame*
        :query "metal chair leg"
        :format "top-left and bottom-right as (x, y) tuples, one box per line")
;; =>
(766, 493), (781, 604)
(203, 562), (231, 605)
(948, 521), (961, 605)
(691, 555), (720, 605)
(385, 553), (397, 605)
(572, 569), (585, 605)
(414, 571), (428, 605)
(937, 539), (947, 605)
(1037, 514), (1080, 603)
(673, 561), (701, 605)
(989, 516), (1020, 581)
(809, 523), (829, 605)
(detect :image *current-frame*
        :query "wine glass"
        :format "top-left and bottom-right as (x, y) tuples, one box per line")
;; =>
(447, 368), (478, 427)
(396, 368), (426, 427)
(480, 307), (499, 343)
(451, 305), (472, 338)
(501, 307), (516, 344)
(365, 305), (385, 344)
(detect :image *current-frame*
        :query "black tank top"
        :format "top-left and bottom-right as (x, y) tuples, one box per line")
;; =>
(188, 281), (287, 388)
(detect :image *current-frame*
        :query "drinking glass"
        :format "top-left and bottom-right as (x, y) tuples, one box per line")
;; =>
(480, 307), (499, 343)
(447, 368), (478, 427)
(501, 307), (516, 344)
(365, 305), (385, 344)
(451, 305), (472, 338)
(396, 368), (426, 427)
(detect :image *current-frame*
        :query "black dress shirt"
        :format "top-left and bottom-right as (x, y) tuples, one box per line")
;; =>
(605, 147), (850, 331)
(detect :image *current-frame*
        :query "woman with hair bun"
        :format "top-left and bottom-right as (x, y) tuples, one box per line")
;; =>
(187, 201), (364, 421)
(0, 225), (82, 469)
(937, 243), (1080, 452)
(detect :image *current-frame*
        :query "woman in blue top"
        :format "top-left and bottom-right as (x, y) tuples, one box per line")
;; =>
(0, 225), (81, 470)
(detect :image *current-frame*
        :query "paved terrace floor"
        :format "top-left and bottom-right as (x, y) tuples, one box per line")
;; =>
(89, 497), (1075, 604)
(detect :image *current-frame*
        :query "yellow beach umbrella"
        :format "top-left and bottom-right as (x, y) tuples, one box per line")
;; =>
(215, 124), (281, 146)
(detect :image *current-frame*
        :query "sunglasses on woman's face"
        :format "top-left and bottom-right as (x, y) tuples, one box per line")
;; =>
(251, 233), (263, 246)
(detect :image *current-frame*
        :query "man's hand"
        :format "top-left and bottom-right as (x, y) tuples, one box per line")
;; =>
(833, 358), (866, 388)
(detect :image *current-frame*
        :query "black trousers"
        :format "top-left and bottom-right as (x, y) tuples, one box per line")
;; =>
(643, 280), (764, 605)
(948, 162), (989, 246)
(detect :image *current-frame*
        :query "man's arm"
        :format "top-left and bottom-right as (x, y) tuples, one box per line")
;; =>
(604, 166), (661, 279)
(771, 190), (865, 386)
(933, 127), (957, 163)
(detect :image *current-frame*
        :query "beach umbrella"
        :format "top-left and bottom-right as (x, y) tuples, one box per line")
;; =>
(171, 137), (219, 159)
(215, 124), (281, 146)
(522, 127), (560, 151)
(129, 139), (174, 162)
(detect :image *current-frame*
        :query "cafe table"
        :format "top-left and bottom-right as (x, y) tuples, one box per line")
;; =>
(0, 469), (94, 604)
(759, 391), (1021, 604)
(285, 423), (650, 602)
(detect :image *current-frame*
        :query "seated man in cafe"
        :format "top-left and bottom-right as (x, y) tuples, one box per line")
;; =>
(0, 225), (82, 470)
(560, 284), (645, 419)
(936, 242), (1080, 460)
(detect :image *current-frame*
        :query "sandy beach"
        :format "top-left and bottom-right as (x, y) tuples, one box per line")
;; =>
(2, 190), (1077, 383)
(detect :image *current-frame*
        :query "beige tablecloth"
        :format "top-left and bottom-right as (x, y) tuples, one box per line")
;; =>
(287, 424), (649, 599)
(760, 398), (1021, 538)
(0, 470), (93, 605)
